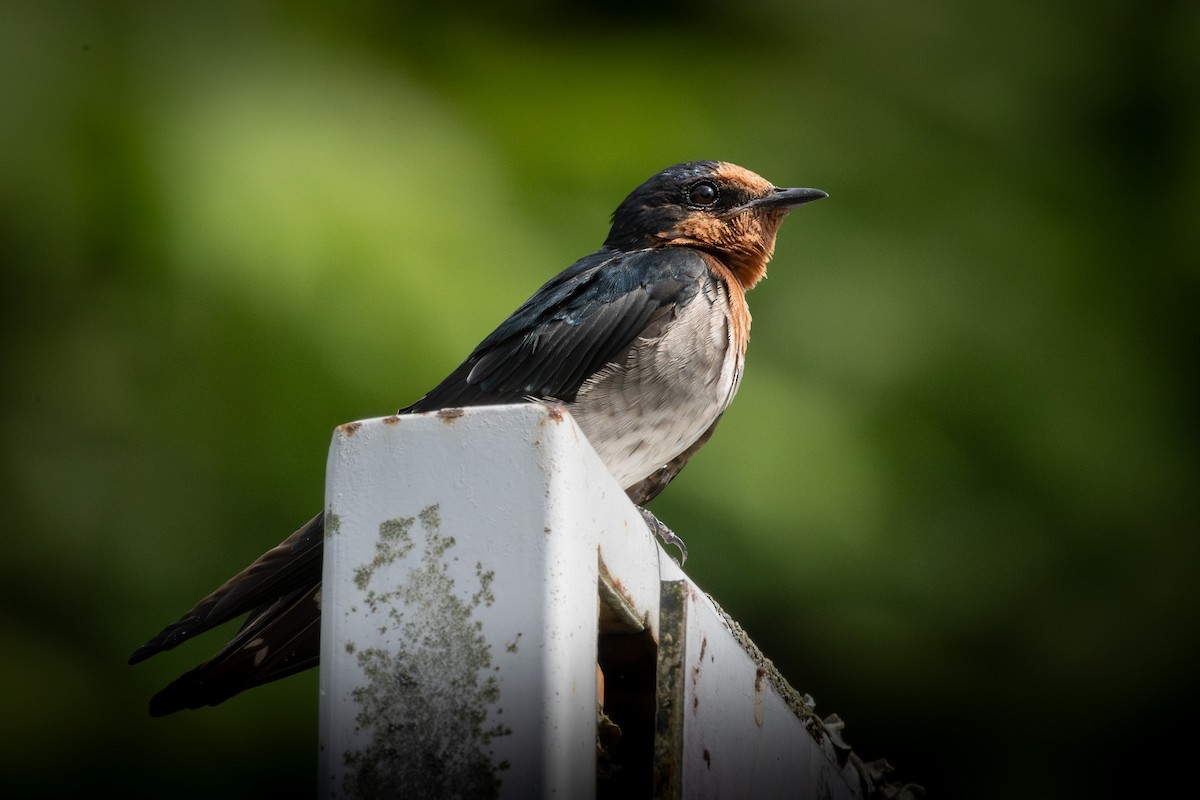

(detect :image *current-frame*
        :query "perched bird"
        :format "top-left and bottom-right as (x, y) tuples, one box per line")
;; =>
(129, 160), (826, 715)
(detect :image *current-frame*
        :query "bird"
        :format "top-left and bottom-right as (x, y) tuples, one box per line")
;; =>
(128, 160), (826, 716)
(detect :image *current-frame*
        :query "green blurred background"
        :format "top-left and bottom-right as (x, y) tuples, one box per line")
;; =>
(2, 1), (1197, 797)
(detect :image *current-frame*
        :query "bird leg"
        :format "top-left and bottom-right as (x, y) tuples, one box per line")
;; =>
(637, 506), (688, 565)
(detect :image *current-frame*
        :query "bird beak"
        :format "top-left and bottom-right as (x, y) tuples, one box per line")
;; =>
(744, 186), (829, 213)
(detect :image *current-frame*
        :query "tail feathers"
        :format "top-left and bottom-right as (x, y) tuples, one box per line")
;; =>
(129, 513), (324, 665)
(147, 584), (322, 716)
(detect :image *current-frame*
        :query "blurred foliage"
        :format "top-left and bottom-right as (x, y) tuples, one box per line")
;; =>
(2, 1), (1197, 797)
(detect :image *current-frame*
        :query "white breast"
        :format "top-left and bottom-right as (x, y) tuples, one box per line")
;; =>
(567, 278), (744, 490)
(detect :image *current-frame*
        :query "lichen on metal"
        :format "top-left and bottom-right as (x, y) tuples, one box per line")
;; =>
(339, 504), (511, 798)
(653, 579), (688, 800)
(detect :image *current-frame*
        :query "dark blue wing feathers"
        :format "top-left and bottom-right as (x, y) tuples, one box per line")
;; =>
(404, 247), (709, 411)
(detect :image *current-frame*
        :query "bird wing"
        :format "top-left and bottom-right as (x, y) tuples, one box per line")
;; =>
(129, 246), (715, 712)
(403, 246), (711, 410)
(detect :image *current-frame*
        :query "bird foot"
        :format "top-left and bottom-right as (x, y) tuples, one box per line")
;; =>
(637, 507), (688, 565)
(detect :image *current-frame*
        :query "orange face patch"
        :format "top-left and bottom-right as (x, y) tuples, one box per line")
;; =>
(653, 163), (785, 289)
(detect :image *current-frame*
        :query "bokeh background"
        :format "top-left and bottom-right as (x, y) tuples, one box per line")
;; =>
(2, 1), (1197, 797)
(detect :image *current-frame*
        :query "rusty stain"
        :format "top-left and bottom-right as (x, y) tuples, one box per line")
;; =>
(382, 414), (401, 426)
(436, 407), (465, 422)
(338, 421), (363, 436)
(541, 402), (566, 423)
(598, 558), (647, 635)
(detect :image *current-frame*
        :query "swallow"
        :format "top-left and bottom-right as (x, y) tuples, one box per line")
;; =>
(129, 160), (826, 715)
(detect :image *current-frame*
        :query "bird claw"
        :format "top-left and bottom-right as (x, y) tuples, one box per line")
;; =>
(637, 507), (688, 565)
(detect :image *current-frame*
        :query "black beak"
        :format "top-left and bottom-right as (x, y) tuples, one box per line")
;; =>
(748, 186), (829, 212)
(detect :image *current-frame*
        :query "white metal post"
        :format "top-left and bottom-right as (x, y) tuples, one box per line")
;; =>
(319, 403), (890, 799)
(320, 404), (658, 798)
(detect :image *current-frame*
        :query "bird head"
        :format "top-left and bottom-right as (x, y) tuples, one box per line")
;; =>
(604, 161), (827, 289)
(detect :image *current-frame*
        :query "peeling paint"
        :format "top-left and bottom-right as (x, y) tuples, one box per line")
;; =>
(341, 505), (511, 798)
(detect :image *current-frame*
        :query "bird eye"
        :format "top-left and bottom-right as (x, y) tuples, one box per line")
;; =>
(687, 181), (718, 207)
